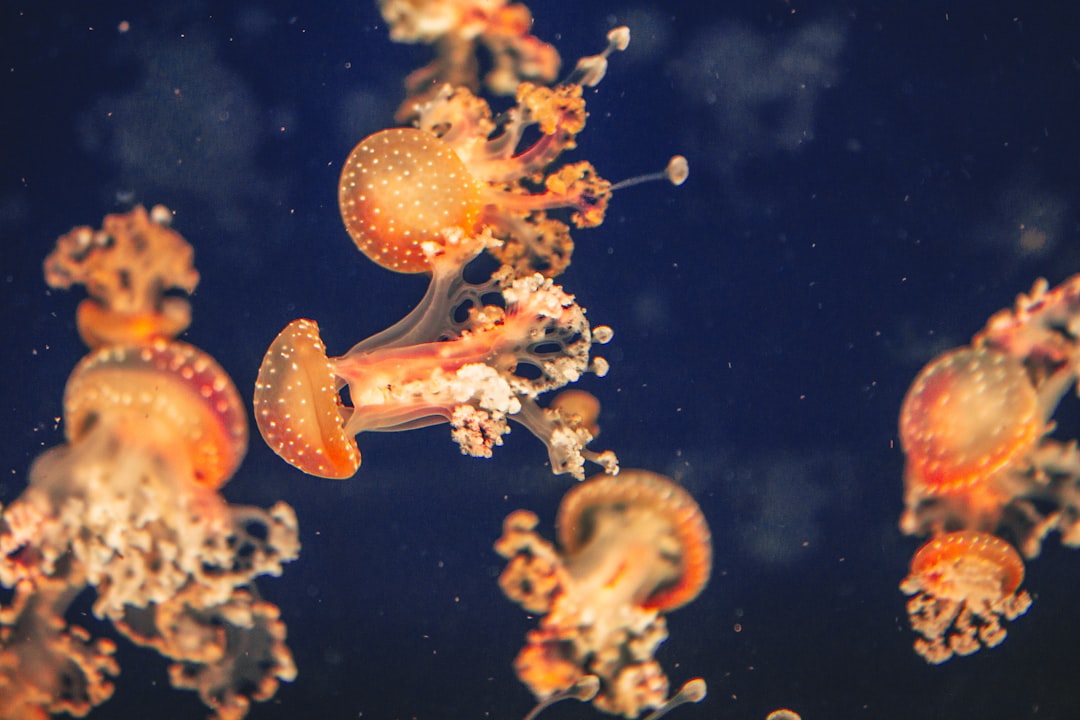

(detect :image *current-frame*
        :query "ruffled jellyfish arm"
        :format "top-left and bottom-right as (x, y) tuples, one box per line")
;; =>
(496, 470), (712, 718)
(114, 585), (296, 720)
(43, 205), (200, 348)
(900, 531), (1031, 664)
(378, 0), (560, 122)
(254, 319), (362, 479)
(0, 576), (119, 720)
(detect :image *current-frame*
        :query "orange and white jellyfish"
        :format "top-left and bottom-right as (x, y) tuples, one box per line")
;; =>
(495, 470), (712, 718)
(378, 0), (562, 122)
(339, 26), (686, 279)
(899, 275), (1080, 558)
(1, 209), (299, 719)
(254, 267), (617, 480)
(900, 531), (1032, 664)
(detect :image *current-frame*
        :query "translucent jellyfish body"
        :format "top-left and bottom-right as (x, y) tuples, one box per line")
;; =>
(495, 470), (711, 718)
(254, 267), (616, 479)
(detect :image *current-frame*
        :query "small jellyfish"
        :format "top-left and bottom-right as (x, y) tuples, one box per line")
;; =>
(378, 0), (562, 122)
(43, 205), (199, 348)
(496, 470), (712, 718)
(900, 531), (1031, 664)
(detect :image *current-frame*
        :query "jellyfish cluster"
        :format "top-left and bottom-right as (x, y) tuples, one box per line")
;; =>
(898, 275), (1080, 663)
(250, 8), (708, 716)
(1, 2), (715, 719)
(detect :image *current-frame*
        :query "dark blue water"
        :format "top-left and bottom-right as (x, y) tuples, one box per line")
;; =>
(3, 2), (1079, 718)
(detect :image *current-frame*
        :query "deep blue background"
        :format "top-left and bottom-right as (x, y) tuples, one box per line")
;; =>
(3, 1), (1080, 719)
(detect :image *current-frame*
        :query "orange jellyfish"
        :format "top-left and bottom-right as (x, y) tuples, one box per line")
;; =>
(378, 0), (561, 122)
(43, 204), (199, 349)
(339, 26), (686, 279)
(898, 275), (1080, 558)
(1, 209), (299, 719)
(898, 346), (1044, 536)
(900, 531), (1031, 664)
(495, 470), (712, 718)
(254, 268), (616, 480)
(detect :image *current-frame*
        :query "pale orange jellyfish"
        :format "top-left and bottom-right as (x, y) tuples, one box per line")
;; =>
(900, 531), (1031, 664)
(495, 470), (711, 718)
(378, 0), (562, 122)
(549, 389), (602, 440)
(898, 346), (1043, 535)
(1, 208), (299, 719)
(43, 204), (199, 348)
(898, 275), (1080, 558)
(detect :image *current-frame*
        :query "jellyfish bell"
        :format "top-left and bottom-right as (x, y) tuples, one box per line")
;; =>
(898, 345), (1045, 536)
(339, 127), (486, 274)
(556, 470), (712, 612)
(254, 318), (362, 479)
(907, 530), (1026, 601)
(63, 339), (248, 489)
(549, 388), (602, 439)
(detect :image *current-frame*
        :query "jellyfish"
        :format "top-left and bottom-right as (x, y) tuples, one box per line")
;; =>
(43, 204), (200, 349)
(378, 0), (561, 122)
(1, 209), (299, 718)
(900, 531), (1032, 664)
(495, 470), (712, 718)
(899, 275), (1080, 558)
(254, 267), (617, 480)
(339, 26), (686, 279)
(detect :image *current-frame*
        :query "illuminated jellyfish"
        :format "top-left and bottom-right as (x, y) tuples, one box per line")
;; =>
(339, 26), (687, 278)
(495, 470), (711, 718)
(899, 275), (1080, 558)
(1, 208), (299, 719)
(900, 531), (1032, 664)
(253, 267), (617, 480)
(43, 204), (199, 349)
(378, 0), (562, 122)
(256, 45), (665, 481)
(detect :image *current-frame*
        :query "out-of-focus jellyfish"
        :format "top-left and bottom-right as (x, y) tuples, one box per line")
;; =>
(895, 276), (1080, 661)
(899, 276), (1080, 557)
(378, 0), (561, 122)
(1, 207), (299, 719)
(900, 531), (1031, 664)
(495, 470), (712, 718)
(765, 710), (802, 720)
(43, 204), (199, 349)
